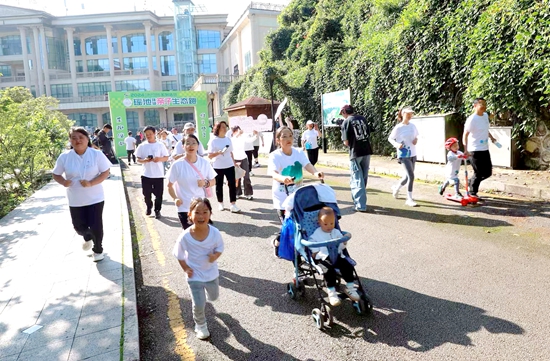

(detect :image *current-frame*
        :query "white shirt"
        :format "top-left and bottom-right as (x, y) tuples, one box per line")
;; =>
(135, 141), (169, 178)
(465, 113), (490, 151)
(53, 148), (111, 207)
(168, 157), (217, 212)
(253, 132), (263, 146)
(231, 135), (247, 160)
(172, 225), (224, 282)
(207, 136), (234, 169)
(302, 129), (319, 150)
(160, 138), (172, 152)
(309, 227), (345, 261)
(124, 136), (136, 151)
(173, 138), (205, 157)
(268, 148), (311, 210)
(388, 123), (419, 158)
(243, 133), (256, 151)
(170, 133), (182, 146)
(446, 150), (464, 179)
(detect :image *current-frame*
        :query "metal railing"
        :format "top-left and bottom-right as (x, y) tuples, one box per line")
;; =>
(0, 76), (26, 83)
(250, 2), (286, 11)
(57, 95), (109, 103)
(192, 74), (242, 89)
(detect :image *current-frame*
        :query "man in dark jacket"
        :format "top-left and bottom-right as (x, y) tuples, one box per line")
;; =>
(98, 124), (117, 164)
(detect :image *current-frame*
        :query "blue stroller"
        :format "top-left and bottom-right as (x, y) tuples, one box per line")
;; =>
(283, 184), (373, 330)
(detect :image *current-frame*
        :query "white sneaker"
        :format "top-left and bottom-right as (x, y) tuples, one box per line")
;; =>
(391, 184), (400, 198)
(93, 253), (104, 262)
(230, 204), (241, 213)
(253, 162), (260, 168)
(82, 240), (93, 251)
(327, 289), (341, 306)
(246, 195), (253, 200)
(218, 203), (225, 211)
(194, 323), (210, 340)
(345, 286), (360, 301)
(249, 171), (255, 176)
(405, 199), (418, 207)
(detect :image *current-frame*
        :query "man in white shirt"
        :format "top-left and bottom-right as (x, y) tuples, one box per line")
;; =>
(136, 126), (170, 219)
(124, 131), (137, 165)
(462, 98), (497, 198)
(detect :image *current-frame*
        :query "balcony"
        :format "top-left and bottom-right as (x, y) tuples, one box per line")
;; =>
(49, 69), (160, 80)
(0, 75), (25, 83)
(191, 74), (242, 90)
(57, 95), (109, 103)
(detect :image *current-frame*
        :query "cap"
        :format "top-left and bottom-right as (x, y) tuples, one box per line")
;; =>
(306, 120), (314, 125)
(340, 104), (354, 115)
(183, 122), (195, 130)
(401, 106), (415, 114)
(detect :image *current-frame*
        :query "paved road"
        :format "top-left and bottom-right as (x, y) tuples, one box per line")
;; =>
(123, 161), (550, 361)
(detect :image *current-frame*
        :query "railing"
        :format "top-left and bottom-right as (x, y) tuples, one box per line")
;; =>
(57, 95), (109, 103)
(76, 71), (111, 78)
(114, 69), (150, 76)
(0, 76), (26, 83)
(192, 74), (243, 88)
(49, 73), (72, 80)
(250, 2), (286, 11)
(49, 69), (157, 80)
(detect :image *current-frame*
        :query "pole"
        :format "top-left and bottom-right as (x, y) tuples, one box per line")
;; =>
(210, 98), (215, 127)
(270, 78), (276, 150)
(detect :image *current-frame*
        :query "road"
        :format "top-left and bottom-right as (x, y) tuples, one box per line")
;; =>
(122, 160), (550, 361)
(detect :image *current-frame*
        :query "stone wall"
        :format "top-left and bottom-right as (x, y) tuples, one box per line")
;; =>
(524, 121), (550, 170)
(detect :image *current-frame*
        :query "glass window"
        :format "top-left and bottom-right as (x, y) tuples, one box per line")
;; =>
(197, 30), (220, 49)
(0, 65), (12, 77)
(123, 57), (148, 70)
(85, 35), (109, 55)
(162, 80), (178, 91)
(112, 37), (118, 54)
(0, 35), (22, 56)
(77, 82), (111, 96)
(76, 60), (84, 73)
(73, 38), (82, 56)
(158, 31), (174, 51)
(115, 79), (150, 91)
(51, 84), (73, 98)
(160, 55), (176, 76)
(121, 33), (152, 53)
(102, 112), (111, 124)
(87, 59), (110, 72)
(67, 113), (97, 128)
(198, 54), (217, 74)
(144, 109), (159, 124)
(127, 111), (139, 133)
(244, 51), (252, 71)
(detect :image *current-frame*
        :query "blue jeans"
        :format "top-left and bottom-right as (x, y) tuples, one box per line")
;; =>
(349, 155), (371, 210)
(188, 278), (219, 325)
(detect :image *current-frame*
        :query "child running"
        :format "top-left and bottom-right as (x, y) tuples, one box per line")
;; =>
(173, 198), (223, 340)
(269, 126), (324, 257)
(439, 137), (465, 199)
(309, 207), (359, 306)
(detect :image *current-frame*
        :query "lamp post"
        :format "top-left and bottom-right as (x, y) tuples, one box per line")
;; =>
(209, 91), (215, 127)
(264, 67), (276, 150)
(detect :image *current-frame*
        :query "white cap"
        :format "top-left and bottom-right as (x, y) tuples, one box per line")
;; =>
(183, 122), (195, 130)
(306, 120), (314, 125)
(402, 106), (415, 114)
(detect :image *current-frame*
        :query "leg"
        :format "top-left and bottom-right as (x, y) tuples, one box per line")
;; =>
(225, 166), (237, 203)
(235, 159), (244, 197)
(334, 257), (356, 284)
(318, 259), (338, 288)
(349, 156), (367, 210)
(141, 176), (153, 212)
(127, 150), (132, 163)
(401, 157), (415, 193)
(214, 168), (224, 202)
(241, 158), (253, 196)
(178, 212), (191, 229)
(187, 281), (207, 326)
(253, 146), (260, 165)
(272, 209), (286, 253)
(152, 178), (164, 212)
(131, 150), (136, 163)
(471, 151), (492, 194)
(69, 205), (91, 240)
(88, 201), (105, 254)
(245, 150), (254, 172)
(360, 154), (370, 198)
(307, 148), (319, 166)
(204, 278), (219, 302)
(452, 177), (461, 195)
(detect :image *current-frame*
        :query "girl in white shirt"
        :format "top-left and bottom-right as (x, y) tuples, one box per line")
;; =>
(52, 127), (111, 262)
(301, 120), (320, 166)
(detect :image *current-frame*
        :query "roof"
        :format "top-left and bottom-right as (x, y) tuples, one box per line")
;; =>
(224, 96), (281, 111)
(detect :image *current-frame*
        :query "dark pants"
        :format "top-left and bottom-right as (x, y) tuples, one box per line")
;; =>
(274, 209), (286, 243)
(316, 257), (355, 288)
(69, 201), (105, 254)
(102, 148), (118, 164)
(253, 146), (260, 160)
(306, 147), (319, 166)
(236, 158), (253, 197)
(214, 166), (237, 203)
(245, 150), (254, 172)
(178, 212), (191, 229)
(141, 176), (164, 212)
(127, 150), (136, 163)
(470, 150), (492, 194)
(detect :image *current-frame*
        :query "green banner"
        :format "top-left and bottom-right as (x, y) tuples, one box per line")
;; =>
(108, 91), (210, 157)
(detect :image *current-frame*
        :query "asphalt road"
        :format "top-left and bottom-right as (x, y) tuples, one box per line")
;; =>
(122, 160), (550, 361)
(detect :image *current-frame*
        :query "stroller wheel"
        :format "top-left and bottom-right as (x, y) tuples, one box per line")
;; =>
(312, 308), (324, 330)
(322, 305), (334, 326)
(287, 282), (298, 300)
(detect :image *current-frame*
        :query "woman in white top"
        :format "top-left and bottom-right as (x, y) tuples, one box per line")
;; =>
(388, 107), (420, 207)
(301, 120), (321, 166)
(230, 126), (253, 199)
(168, 134), (217, 229)
(207, 121), (240, 213)
(52, 127), (111, 262)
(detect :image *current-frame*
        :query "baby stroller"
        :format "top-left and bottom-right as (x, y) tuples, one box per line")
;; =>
(283, 184), (373, 330)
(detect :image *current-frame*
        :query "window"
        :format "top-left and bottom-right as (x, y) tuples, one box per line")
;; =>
(162, 80), (178, 91)
(0, 35), (22, 56)
(244, 51), (252, 71)
(126, 111), (139, 134)
(102, 112), (111, 124)
(115, 79), (150, 91)
(112, 37), (118, 54)
(197, 30), (220, 49)
(73, 38), (82, 56)
(0, 65), (12, 77)
(121, 33), (154, 53)
(123, 57), (148, 70)
(76, 60), (84, 73)
(51, 84), (73, 98)
(160, 55), (176, 76)
(87, 59), (110, 72)
(198, 54), (216, 74)
(77, 82), (111, 96)
(85, 36), (108, 55)
(144, 109), (159, 124)
(158, 31), (174, 51)
(67, 113), (97, 128)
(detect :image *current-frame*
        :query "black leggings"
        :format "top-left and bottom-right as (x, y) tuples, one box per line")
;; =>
(127, 150), (136, 163)
(141, 176), (164, 212)
(214, 166), (237, 203)
(178, 212), (191, 229)
(470, 150), (492, 194)
(306, 148), (319, 166)
(245, 150), (254, 172)
(253, 146), (260, 160)
(69, 201), (105, 254)
(316, 257), (355, 288)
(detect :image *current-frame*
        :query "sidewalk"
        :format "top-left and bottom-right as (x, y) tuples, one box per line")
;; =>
(316, 152), (550, 201)
(0, 166), (139, 361)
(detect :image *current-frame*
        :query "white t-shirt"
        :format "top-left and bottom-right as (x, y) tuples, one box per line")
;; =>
(309, 227), (345, 260)
(53, 148), (111, 207)
(302, 129), (319, 150)
(170, 133), (182, 146)
(243, 133), (256, 151)
(172, 225), (224, 282)
(253, 132), (263, 146)
(160, 138), (172, 152)
(135, 141), (169, 178)
(168, 157), (217, 212)
(388, 123), (419, 158)
(124, 136), (136, 151)
(173, 138), (205, 157)
(465, 113), (490, 151)
(268, 147), (311, 210)
(446, 150), (464, 179)
(207, 136), (234, 169)
(231, 135), (247, 160)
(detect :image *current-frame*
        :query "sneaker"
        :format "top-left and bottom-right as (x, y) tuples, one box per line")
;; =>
(249, 171), (255, 176)
(82, 240), (93, 251)
(155, 211), (161, 219)
(272, 238), (280, 258)
(391, 184), (400, 199)
(327, 289), (341, 306)
(453, 194), (463, 200)
(218, 203), (225, 211)
(405, 199), (418, 207)
(93, 253), (104, 262)
(438, 184), (445, 196)
(230, 204), (241, 213)
(146, 208), (152, 216)
(456, 191), (463, 198)
(345, 286), (360, 301)
(194, 323), (210, 340)
(253, 162), (260, 168)
(355, 207), (367, 212)
(246, 195), (253, 200)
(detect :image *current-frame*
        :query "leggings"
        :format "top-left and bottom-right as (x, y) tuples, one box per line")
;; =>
(69, 201), (105, 254)
(214, 166), (237, 203)
(306, 148), (319, 166)
(470, 150), (492, 194)
(188, 278), (219, 326)
(252, 146), (260, 160)
(245, 150), (254, 172)
(177, 211), (191, 229)
(398, 156), (416, 192)
(316, 257), (355, 288)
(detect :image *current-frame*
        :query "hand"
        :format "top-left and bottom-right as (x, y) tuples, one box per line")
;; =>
(283, 176), (295, 185)
(253, 130), (258, 135)
(63, 179), (72, 187)
(80, 180), (92, 187)
(398, 143), (404, 149)
(412, 138), (418, 145)
(217, 150), (224, 155)
(175, 198), (183, 207)
(208, 253), (218, 263)
(197, 179), (205, 188)
(315, 172), (324, 180)
(183, 267), (193, 278)
(463, 150), (470, 157)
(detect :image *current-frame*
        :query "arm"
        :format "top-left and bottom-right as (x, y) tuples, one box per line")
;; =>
(269, 169), (294, 184)
(177, 259), (193, 278)
(488, 131), (496, 143)
(462, 130), (470, 156)
(80, 169), (110, 188)
(388, 127), (402, 149)
(208, 252), (222, 263)
(304, 163), (323, 180)
(167, 181), (183, 207)
(53, 174), (72, 187)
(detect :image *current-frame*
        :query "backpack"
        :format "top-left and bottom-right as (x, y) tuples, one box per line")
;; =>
(278, 217), (296, 261)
